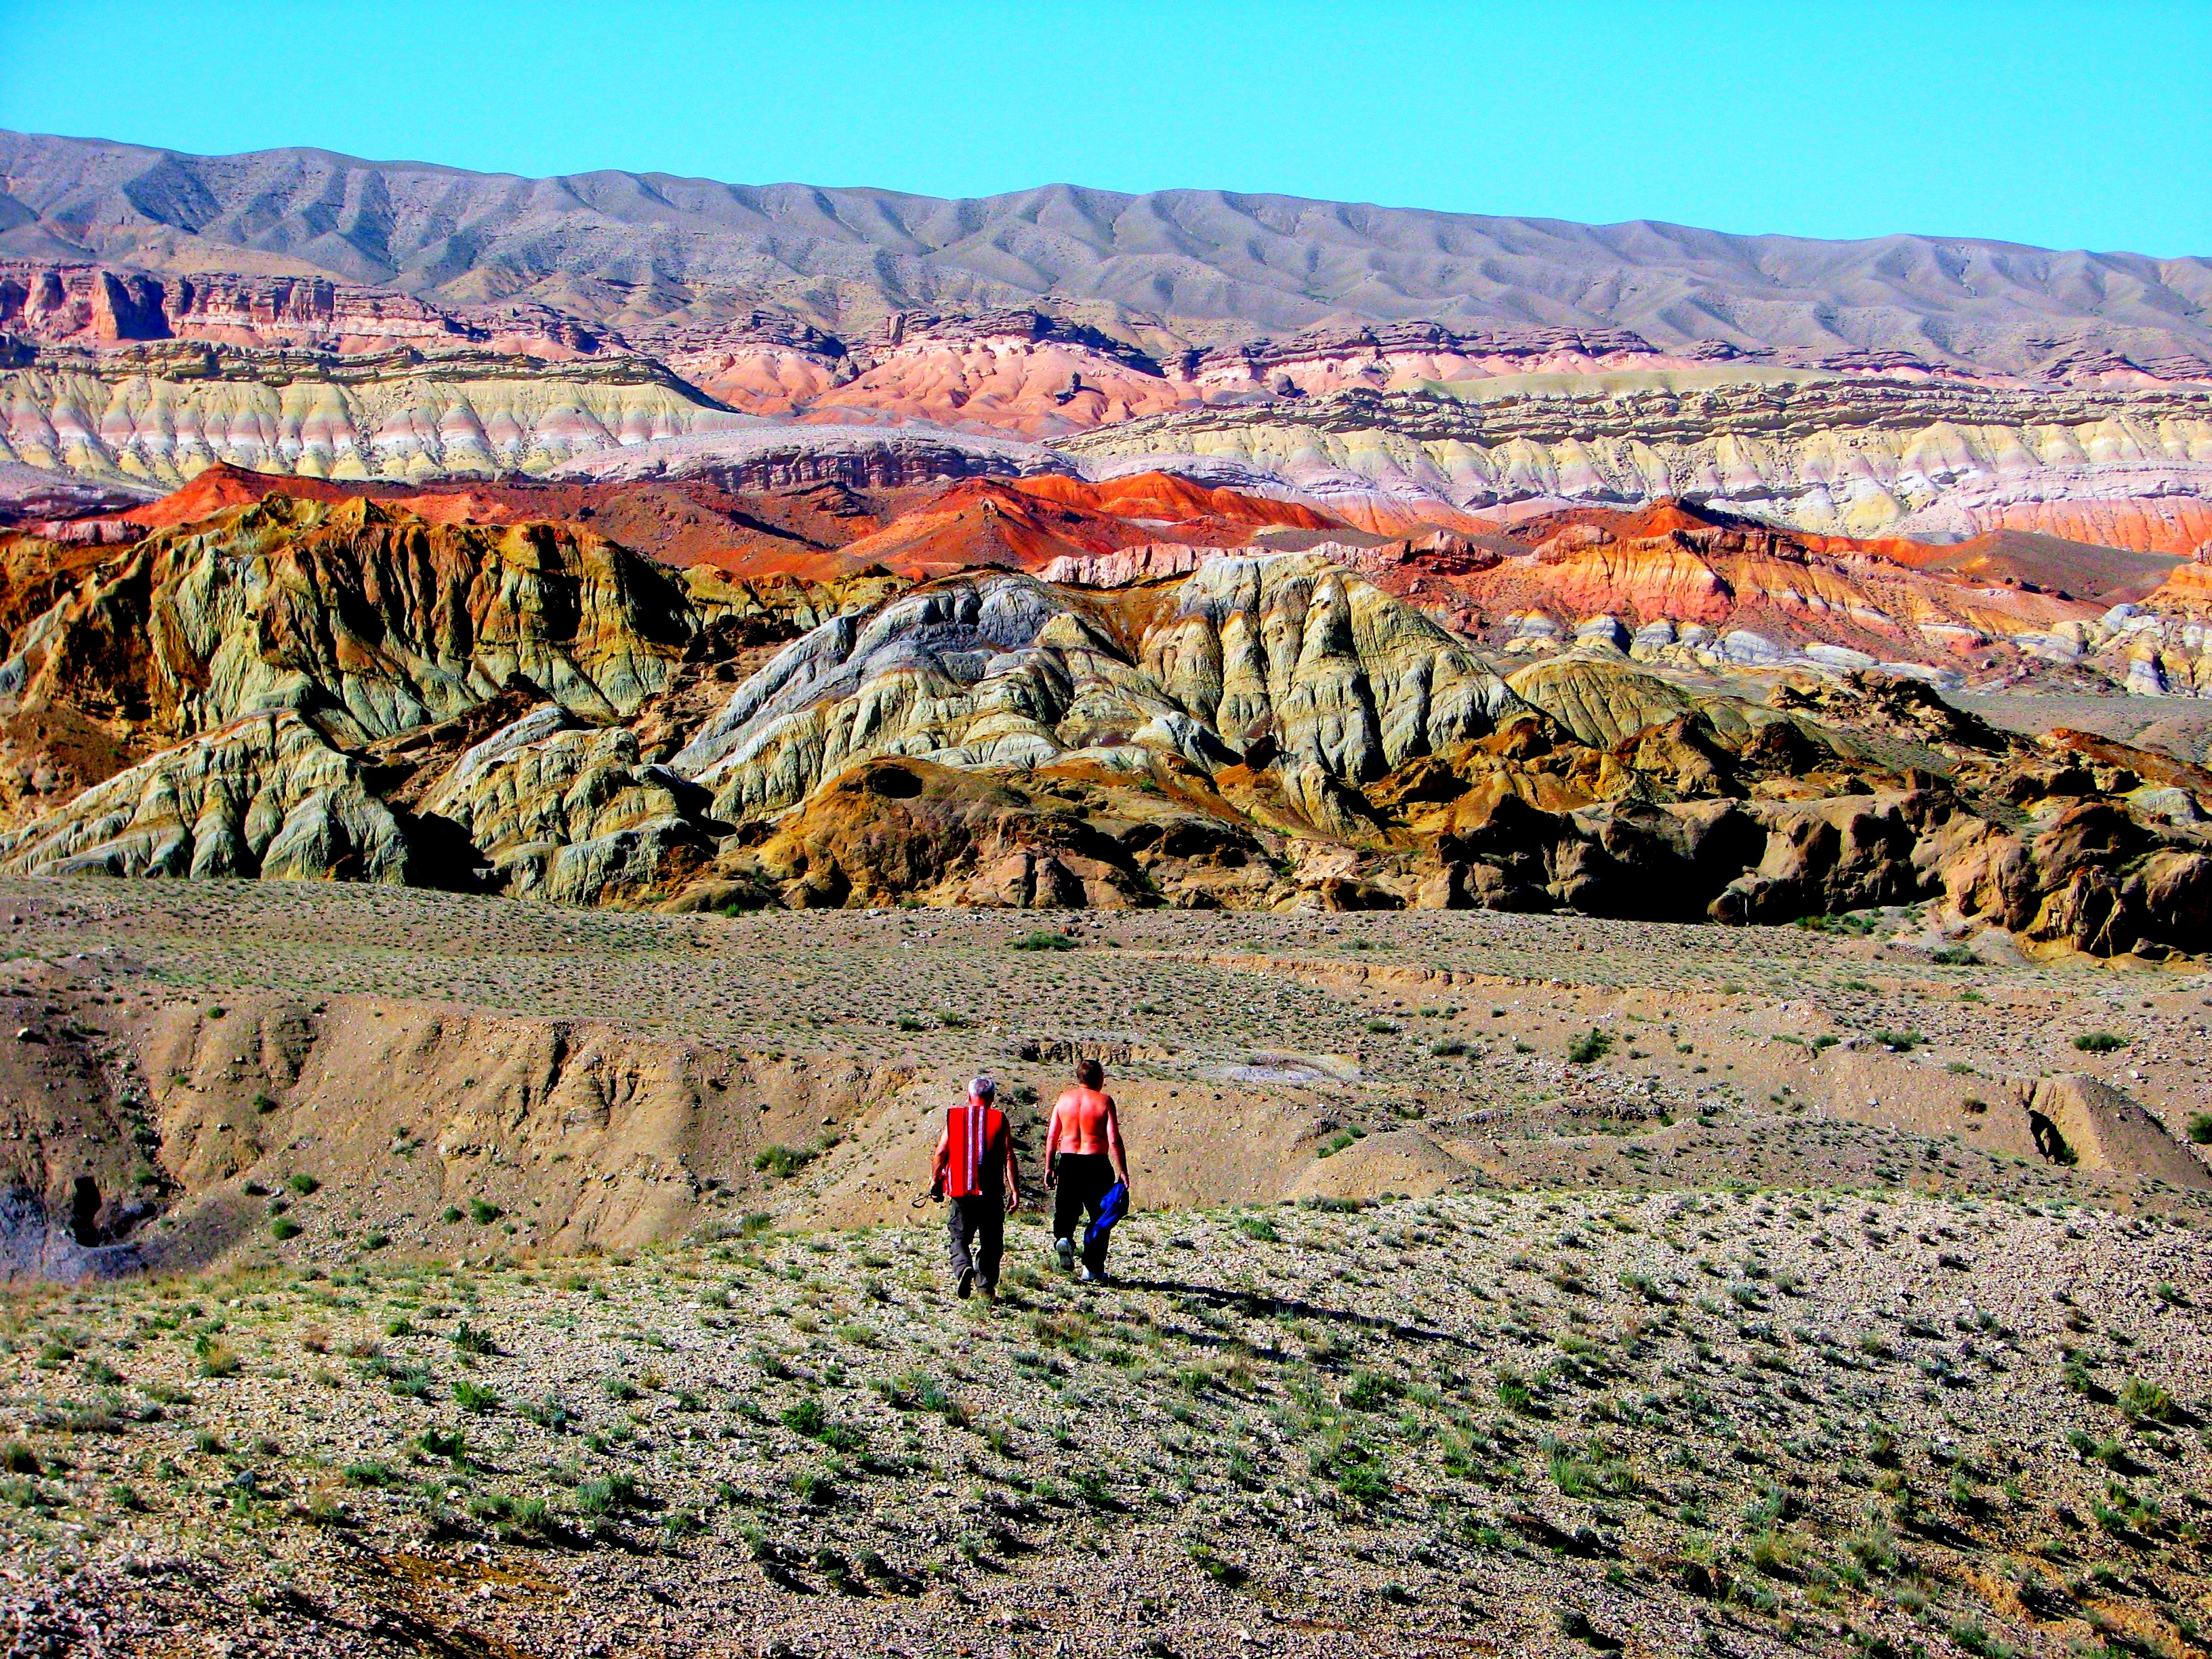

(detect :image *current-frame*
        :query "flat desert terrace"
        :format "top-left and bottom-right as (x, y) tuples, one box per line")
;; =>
(0, 880), (2203, 1656)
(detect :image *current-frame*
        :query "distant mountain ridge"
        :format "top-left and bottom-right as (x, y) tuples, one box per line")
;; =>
(6, 129), (2212, 377)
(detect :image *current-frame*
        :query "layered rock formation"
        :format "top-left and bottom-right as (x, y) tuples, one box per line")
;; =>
(5, 130), (2211, 599)
(0, 482), (2199, 958)
(671, 556), (1522, 835)
(0, 358), (745, 487)
(0, 450), (2202, 957)
(0, 493), (696, 752)
(0, 709), (411, 883)
(1063, 374), (2212, 548)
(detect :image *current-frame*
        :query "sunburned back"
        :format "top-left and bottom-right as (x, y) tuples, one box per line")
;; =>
(1052, 1086), (1114, 1155)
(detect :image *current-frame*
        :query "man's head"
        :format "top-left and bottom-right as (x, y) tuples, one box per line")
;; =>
(1076, 1059), (1104, 1089)
(968, 1074), (997, 1105)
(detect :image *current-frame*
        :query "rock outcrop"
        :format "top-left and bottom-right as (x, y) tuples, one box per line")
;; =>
(417, 705), (722, 905)
(0, 493), (697, 759)
(672, 554), (1523, 837)
(0, 709), (411, 882)
(0, 477), (2198, 954)
(1064, 378), (2212, 550)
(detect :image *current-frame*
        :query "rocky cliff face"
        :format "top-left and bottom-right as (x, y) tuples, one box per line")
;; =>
(1, 260), (555, 355)
(0, 357), (745, 487)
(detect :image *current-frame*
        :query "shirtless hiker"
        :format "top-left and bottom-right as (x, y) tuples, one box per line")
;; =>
(1044, 1059), (1130, 1283)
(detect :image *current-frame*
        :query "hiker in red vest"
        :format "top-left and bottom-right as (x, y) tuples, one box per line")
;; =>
(930, 1075), (1021, 1300)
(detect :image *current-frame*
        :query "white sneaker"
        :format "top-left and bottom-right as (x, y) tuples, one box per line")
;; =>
(1054, 1237), (1074, 1273)
(1076, 1266), (1097, 1284)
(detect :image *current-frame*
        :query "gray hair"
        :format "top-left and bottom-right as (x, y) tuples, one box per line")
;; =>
(967, 1074), (997, 1102)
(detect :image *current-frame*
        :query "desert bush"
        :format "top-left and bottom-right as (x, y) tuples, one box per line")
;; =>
(1565, 1029), (1614, 1065)
(2116, 1376), (2175, 1425)
(754, 1143), (817, 1178)
(194, 1336), (240, 1378)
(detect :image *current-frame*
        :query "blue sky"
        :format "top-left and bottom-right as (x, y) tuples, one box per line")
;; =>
(5, 0), (2207, 255)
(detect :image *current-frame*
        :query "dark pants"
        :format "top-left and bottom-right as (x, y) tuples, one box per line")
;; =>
(1052, 1153), (1115, 1274)
(946, 1194), (1003, 1289)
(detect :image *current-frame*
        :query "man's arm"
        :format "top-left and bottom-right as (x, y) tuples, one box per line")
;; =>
(1042, 1097), (1063, 1187)
(929, 1122), (950, 1198)
(1104, 1097), (1130, 1191)
(1003, 1129), (1021, 1212)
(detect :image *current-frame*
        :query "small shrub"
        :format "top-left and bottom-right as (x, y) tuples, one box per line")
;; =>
(1565, 1029), (1614, 1065)
(1343, 1370), (1400, 1412)
(1948, 1622), (2016, 1659)
(467, 1199), (502, 1225)
(2187, 1113), (2212, 1145)
(1930, 945), (1978, 966)
(287, 1172), (320, 1195)
(269, 1216), (303, 1241)
(1008, 930), (1077, 952)
(1496, 1369), (1534, 1413)
(754, 1144), (816, 1179)
(194, 1336), (241, 1378)
(2072, 1032), (2127, 1054)
(385, 1363), (434, 1399)
(2117, 1376), (2175, 1425)
(576, 1472), (644, 1514)
(453, 1380), (501, 1414)
(1185, 1537), (1248, 1586)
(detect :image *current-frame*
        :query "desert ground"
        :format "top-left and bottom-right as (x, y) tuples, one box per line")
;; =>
(0, 881), (2202, 1655)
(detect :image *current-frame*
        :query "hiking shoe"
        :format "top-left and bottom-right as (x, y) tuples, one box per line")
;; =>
(957, 1267), (974, 1300)
(979, 1281), (998, 1302)
(1053, 1237), (1074, 1274)
(1076, 1266), (1097, 1284)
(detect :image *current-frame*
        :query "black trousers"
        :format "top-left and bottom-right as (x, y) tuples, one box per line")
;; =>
(946, 1194), (1003, 1288)
(1052, 1153), (1115, 1273)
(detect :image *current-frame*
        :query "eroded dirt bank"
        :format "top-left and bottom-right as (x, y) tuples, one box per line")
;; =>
(0, 880), (2201, 1278)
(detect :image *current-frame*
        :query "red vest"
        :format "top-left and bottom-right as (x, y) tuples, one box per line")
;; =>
(945, 1102), (1005, 1199)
